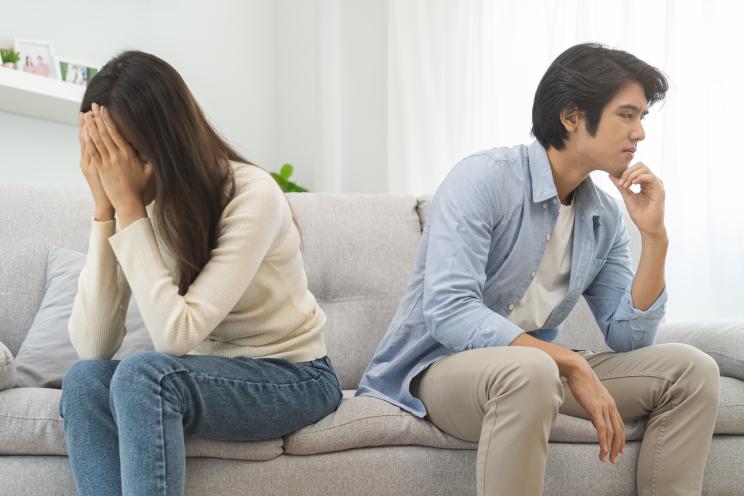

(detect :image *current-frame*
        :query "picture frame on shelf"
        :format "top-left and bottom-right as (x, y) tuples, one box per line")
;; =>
(14, 38), (60, 79)
(57, 57), (99, 87)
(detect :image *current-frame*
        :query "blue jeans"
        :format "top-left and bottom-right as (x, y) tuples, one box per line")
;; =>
(59, 351), (343, 495)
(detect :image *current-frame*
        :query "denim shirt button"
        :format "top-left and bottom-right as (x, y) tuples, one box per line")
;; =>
(508, 304), (515, 311)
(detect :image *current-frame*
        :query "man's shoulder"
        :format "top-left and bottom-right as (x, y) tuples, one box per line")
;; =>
(457, 143), (529, 171)
(444, 143), (530, 190)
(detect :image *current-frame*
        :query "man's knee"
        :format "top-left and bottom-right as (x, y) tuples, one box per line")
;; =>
(484, 347), (563, 410)
(659, 343), (720, 402)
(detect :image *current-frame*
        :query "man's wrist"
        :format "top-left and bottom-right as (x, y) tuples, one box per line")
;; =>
(562, 352), (590, 379)
(640, 226), (668, 244)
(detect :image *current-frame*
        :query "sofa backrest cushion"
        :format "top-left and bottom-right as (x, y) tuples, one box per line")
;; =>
(287, 193), (422, 388)
(1, 184), (640, 389)
(0, 185), (93, 356)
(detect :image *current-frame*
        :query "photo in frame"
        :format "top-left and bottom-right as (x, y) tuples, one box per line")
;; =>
(15, 38), (59, 79)
(58, 57), (99, 87)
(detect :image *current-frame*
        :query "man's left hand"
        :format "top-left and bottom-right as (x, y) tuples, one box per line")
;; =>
(609, 162), (666, 238)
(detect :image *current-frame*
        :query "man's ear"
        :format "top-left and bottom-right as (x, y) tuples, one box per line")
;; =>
(559, 106), (581, 134)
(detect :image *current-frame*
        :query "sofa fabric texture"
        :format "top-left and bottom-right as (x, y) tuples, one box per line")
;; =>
(13, 246), (152, 388)
(0, 184), (742, 496)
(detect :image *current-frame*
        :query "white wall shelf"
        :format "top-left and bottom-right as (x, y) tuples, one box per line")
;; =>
(0, 68), (84, 125)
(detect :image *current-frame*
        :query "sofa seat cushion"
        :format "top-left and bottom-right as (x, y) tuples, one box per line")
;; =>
(284, 391), (478, 455)
(0, 387), (283, 460)
(717, 377), (744, 434)
(285, 382), (744, 455)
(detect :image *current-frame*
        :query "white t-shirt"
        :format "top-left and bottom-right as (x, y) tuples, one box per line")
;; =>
(506, 199), (576, 332)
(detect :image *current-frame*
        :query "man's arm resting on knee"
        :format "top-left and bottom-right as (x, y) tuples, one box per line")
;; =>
(509, 332), (626, 464)
(509, 332), (583, 377)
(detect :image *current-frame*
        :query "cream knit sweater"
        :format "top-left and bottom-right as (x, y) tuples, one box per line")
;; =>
(68, 162), (328, 362)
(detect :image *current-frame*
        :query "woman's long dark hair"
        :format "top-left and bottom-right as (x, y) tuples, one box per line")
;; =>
(82, 50), (270, 296)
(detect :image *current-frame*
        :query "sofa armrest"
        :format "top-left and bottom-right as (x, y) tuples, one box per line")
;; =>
(656, 321), (744, 380)
(0, 341), (17, 391)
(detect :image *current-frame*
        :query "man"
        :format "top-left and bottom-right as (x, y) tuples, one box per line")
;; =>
(33, 55), (50, 77)
(356, 43), (720, 496)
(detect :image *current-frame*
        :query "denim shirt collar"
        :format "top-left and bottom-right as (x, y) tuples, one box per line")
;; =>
(527, 139), (604, 219)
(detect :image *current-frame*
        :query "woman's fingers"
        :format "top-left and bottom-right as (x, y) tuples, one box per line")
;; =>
(83, 124), (102, 165)
(83, 112), (107, 160)
(91, 103), (118, 157)
(100, 105), (130, 151)
(78, 113), (87, 151)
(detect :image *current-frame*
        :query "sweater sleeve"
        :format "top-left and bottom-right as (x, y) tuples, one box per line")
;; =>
(107, 178), (284, 356)
(68, 218), (133, 359)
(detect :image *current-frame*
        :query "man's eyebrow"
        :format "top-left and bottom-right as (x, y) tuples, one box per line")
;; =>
(617, 104), (649, 115)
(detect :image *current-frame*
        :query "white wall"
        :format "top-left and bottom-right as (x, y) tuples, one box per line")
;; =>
(0, 0), (152, 187)
(0, 0), (280, 188)
(0, 0), (388, 193)
(274, 0), (388, 193)
(148, 0), (279, 177)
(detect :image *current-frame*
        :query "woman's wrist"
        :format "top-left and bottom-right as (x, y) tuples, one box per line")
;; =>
(94, 205), (115, 222)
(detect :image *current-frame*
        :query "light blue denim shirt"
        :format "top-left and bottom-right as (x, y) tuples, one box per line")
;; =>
(355, 140), (667, 418)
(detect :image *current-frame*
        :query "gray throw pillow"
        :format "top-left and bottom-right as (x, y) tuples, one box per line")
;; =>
(656, 321), (744, 380)
(0, 341), (16, 391)
(14, 246), (154, 388)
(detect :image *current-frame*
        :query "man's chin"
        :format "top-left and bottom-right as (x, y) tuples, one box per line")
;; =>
(609, 162), (630, 178)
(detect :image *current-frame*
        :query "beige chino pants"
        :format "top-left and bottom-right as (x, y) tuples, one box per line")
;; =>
(410, 343), (720, 496)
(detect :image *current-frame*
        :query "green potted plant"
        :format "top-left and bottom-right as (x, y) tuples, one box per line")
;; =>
(0, 48), (20, 69)
(271, 163), (308, 192)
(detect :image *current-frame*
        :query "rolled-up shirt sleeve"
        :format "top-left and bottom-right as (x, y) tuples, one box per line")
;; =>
(583, 212), (668, 352)
(422, 156), (524, 351)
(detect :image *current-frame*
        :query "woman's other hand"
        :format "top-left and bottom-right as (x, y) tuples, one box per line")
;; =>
(79, 111), (115, 221)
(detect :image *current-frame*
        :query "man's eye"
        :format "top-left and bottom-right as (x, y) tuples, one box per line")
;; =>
(621, 113), (633, 120)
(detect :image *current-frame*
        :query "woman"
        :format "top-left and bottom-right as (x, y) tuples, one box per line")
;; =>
(22, 55), (33, 72)
(59, 50), (343, 496)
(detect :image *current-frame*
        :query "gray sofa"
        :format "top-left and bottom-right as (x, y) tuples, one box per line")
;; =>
(0, 183), (742, 495)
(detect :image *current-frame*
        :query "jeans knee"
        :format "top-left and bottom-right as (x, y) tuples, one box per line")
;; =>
(109, 351), (173, 397)
(62, 359), (117, 393)
(60, 359), (118, 417)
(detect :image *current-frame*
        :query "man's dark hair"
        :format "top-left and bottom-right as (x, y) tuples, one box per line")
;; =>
(531, 43), (668, 150)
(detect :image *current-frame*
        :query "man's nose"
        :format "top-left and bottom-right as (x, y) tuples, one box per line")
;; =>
(631, 121), (646, 142)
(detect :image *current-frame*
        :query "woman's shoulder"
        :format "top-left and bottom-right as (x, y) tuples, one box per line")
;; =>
(230, 160), (273, 183)
(229, 161), (281, 195)
(223, 161), (286, 218)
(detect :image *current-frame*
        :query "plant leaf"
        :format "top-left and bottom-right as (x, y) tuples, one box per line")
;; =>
(280, 163), (293, 180)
